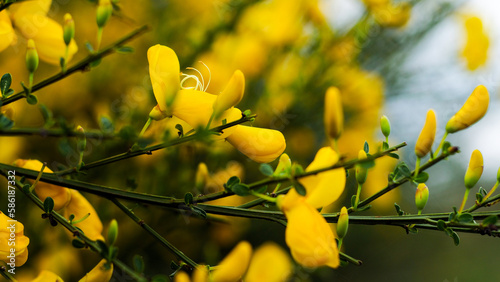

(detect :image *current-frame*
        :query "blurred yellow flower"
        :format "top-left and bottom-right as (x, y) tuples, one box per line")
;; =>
(324, 87), (344, 141)
(78, 259), (113, 282)
(278, 195), (339, 269)
(245, 242), (292, 282)
(462, 16), (489, 70)
(445, 85), (489, 134)
(0, 211), (30, 267)
(31, 270), (64, 282)
(13, 159), (71, 211)
(6, 0), (78, 65)
(226, 125), (286, 163)
(415, 109), (436, 158)
(63, 190), (104, 241)
(211, 241), (253, 282)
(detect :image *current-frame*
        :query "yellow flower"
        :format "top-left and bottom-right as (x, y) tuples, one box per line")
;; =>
(13, 159), (71, 211)
(226, 125), (286, 163)
(324, 87), (343, 141)
(63, 190), (104, 241)
(0, 211), (30, 267)
(278, 195), (339, 269)
(245, 242), (292, 282)
(445, 85), (489, 133)
(415, 109), (436, 158)
(174, 271), (191, 282)
(462, 16), (489, 71)
(287, 147), (346, 208)
(148, 44), (181, 116)
(173, 267), (208, 282)
(0, 11), (16, 52)
(78, 259), (113, 282)
(211, 241), (253, 282)
(213, 70), (245, 118)
(464, 149), (483, 189)
(31, 270), (64, 282)
(8, 0), (78, 65)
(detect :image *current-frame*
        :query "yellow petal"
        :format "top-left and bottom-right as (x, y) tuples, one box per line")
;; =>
(446, 85), (489, 133)
(281, 198), (339, 269)
(211, 241), (252, 282)
(245, 242), (292, 282)
(148, 44), (180, 113)
(13, 159), (71, 210)
(226, 125), (286, 163)
(0, 11), (15, 52)
(8, 0), (51, 17)
(298, 147), (346, 208)
(464, 149), (483, 189)
(63, 190), (104, 241)
(213, 70), (245, 117)
(79, 259), (113, 282)
(415, 109), (436, 158)
(0, 212), (30, 266)
(32, 270), (64, 282)
(14, 16), (78, 65)
(324, 87), (343, 140)
(174, 271), (191, 282)
(462, 16), (489, 70)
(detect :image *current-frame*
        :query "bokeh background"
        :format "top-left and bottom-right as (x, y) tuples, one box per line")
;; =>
(1, 0), (500, 281)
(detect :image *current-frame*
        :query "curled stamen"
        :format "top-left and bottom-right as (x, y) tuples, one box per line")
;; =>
(198, 61), (211, 91)
(180, 73), (202, 90)
(179, 62), (211, 91)
(186, 66), (204, 91)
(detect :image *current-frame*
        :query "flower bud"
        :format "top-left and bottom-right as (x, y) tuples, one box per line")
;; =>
(446, 85), (489, 133)
(415, 109), (436, 158)
(76, 125), (86, 154)
(380, 115), (391, 138)
(107, 219), (118, 245)
(336, 206), (349, 239)
(226, 125), (286, 163)
(464, 149), (483, 189)
(273, 153), (292, 177)
(497, 166), (500, 182)
(356, 150), (368, 184)
(63, 13), (75, 46)
(26, 39), (39, 73)
(213, 70), (245, 117)
(195, 162), (209, 190)
(96, 0), (113, 28)
(324, 87), (343, 140)
(415, 183), (429, 212)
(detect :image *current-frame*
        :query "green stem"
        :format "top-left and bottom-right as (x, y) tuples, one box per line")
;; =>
(414, 157), (421, 178)
(482, 181), (499, 204)
(28, 72), (34, 93)
(458, 188), (471, 214)
(0, 264), (17, 281)
(249, 190), (277, 203)
(138, 117), (153, 139)
(0, 25), (149, 106)
(62, 46), (69, 73)
(96, 27), (103, 51)
(0, 127), (115, 139)
(354, 183), (362, 210)
(272, 182), (282, 194)
(432, 132), (448, 159)
(339, 251), (362, 266)
(205, 112), (215, 130)
(110, 198), (198, 269)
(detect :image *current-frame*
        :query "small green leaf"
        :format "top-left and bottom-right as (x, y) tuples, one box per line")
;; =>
(26, 94), (38, 105)
(0, 114), (14, 130)
(5, 89), (14, 97)
(89, 58), (102, 68)
(242, 109), (252, 117)
(175, 124), (184, 137)
(170, 261), (179, 270)
(398, 163), (411, 177)
(259, 163), (274, 176)
(184, 192), (194, 205)
(442, 141), (451, 155)
(232, 183), (251, 196)
(359, 160), (375, 169)
(475, 193), (483, 203)
(43, 197), (55, 213)
(351, 195), (357, 208)
(72, 239), (86, 248)
(225, 176), (240, 190)
(482, 215), (498, 226)
(407, 226), (418, 234)
(363, 141), (369, 153)
(1, 73), (12, 96)
(99, 116), (115, 133)
(222, 118), (227, 125)
(437, 220), (446, 231)
(382, 141), (389, 151)
(133, 255), (145, 273)
(457, 213), (474, 223)
(60, 57), (65, 69)
(413, 172), (429, 183)
(388, 153), (399, 159)
(116, 46), (135, 53)
(69, 214), (75, 223)
(151, 275), (169, 282)
(394, 203), (404, 216)
(292, 180), (306, 196)
(96, 240), (109, 257)
(451, 230), (460, 246)
(85, 42), (94, 53)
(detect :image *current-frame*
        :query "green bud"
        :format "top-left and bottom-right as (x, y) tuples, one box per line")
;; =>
(415, 183), (429, 212)
(107, 219), (118, 245)
(355, 150), (368, 184)
(76, 125), (86, 153)
(380, 115), (391, 138)
(464, 149), (483, 189)
(63, 13), (75, 46)
(336, 206), (349, 239)
(26, 39), (39, 73)
(497, 166), (500, 182)
(96, 0), (113, 28)
(273, 153), (291, 177)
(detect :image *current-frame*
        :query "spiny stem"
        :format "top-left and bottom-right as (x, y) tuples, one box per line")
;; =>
(0, 25), (149, 106)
